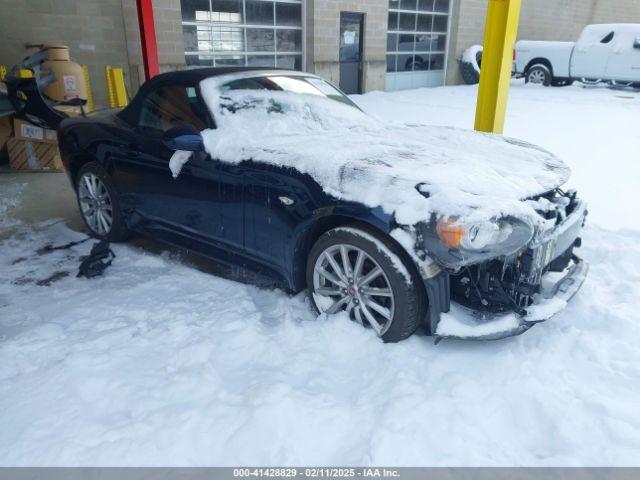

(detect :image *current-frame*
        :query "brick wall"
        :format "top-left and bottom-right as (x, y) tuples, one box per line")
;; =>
(446, 0), (640, 85)
(308, 0), (388, 92)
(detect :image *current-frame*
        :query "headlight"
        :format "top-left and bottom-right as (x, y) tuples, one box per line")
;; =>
(437, 219), (514, 251)
(422, 216), (534, 268)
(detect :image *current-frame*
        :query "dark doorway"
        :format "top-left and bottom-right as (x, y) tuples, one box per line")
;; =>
(339, 12), (364, 94)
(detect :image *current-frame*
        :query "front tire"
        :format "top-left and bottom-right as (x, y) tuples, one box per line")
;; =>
(306, 227), (424, 343)
(76, 162), (129, 242)
(525, 64), (552, 86)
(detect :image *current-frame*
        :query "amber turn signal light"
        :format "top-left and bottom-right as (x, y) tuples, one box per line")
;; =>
(437, 218), (465, 249)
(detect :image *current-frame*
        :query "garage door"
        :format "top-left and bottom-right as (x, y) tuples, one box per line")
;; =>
(386, 0), (451, 91)
(181, 0), (304, 71)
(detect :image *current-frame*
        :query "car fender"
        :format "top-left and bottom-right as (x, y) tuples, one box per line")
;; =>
(288, 203), (424, 292)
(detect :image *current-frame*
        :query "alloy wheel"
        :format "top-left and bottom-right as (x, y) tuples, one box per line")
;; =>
(528, 69), (547, 84)
(78, 172), (113, 236)
(312, 243), (396, 336)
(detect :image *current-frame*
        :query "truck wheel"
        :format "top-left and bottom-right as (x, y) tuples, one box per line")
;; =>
(525, 64), (552, 86)
(306, 226), (425, 343)
(76, 162), (129, 242)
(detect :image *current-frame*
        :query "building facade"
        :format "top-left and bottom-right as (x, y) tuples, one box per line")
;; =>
(1, 0), (638, 107)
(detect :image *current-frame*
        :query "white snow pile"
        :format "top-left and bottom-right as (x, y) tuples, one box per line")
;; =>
(2, 217), (640, 466)
(199, 82), (569, 227)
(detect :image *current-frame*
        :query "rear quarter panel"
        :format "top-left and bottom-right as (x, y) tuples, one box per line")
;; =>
(515, 40), (574, 77)
(57, 110), (125, 187)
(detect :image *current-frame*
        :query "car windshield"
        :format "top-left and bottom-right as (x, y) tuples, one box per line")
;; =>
(218, 74), (360, 110)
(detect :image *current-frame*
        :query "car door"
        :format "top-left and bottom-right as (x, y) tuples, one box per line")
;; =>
(571, 27), (615, 80)
(605, 28), (640, 82)
(242, 161), (321, 278)
(111, 81), (243, 252)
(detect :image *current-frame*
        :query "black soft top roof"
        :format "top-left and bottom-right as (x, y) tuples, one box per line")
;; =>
(120, 67), (294, 125)
(148, 67), (292, 85)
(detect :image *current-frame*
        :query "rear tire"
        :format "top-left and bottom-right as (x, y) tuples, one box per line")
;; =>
(306, 226), (424, 343)
(525, 64), (552, 86)
(459, 46), (482, 85)
(76, 162), (129, 242)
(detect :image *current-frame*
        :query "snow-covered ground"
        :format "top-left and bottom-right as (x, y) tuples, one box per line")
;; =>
(1, 82), (640, 466)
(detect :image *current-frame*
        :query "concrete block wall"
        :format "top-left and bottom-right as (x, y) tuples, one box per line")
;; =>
(446, 0), (640, 85)
(0, 0), (130, 108)
(0, 0), (185, 108)
(307, 0), (388, 92)
(121, 0), (186, 95)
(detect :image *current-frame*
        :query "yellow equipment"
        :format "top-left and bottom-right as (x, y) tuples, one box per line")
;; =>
(82, 65), (95, 112)
(40, 45), (87, 103)
(105, 66), (128, 108)
(17, 69), (34, 79)
(474, 0), (522, 134)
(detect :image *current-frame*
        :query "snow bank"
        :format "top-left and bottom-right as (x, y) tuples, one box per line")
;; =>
(2, 217), (640, 466)
(198, 81), (570, 227)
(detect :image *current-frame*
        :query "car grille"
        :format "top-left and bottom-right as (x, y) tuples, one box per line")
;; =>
(530, 188), (579, 227)
(506, 189), (586, 308)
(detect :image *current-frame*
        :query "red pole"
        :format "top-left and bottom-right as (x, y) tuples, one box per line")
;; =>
(136, 0), (160, 80)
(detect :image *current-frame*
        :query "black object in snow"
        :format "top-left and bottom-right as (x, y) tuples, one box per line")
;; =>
(77, 240), (115, 279)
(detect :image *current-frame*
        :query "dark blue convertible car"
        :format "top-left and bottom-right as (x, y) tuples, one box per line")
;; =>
(56, 68), (588, 342)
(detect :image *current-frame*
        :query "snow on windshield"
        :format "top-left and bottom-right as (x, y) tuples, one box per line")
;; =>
(199, 78), (570, 227)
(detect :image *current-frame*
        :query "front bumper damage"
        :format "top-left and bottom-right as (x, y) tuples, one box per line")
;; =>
(424, 193), (589, 342)
(433, 256), (588, 341)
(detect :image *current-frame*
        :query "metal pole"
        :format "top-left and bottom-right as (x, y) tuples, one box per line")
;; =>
(136, 0), (160, 80)
(474, 0), (522, 134)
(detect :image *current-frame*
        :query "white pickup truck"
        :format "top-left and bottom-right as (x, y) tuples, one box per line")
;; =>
(514, 24), (640, 87)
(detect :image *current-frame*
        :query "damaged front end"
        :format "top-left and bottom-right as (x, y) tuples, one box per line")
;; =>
(414, 189), (589, 341)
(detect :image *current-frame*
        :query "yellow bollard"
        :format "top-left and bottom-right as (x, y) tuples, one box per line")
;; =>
(110, 67), (128, 107)
(105, 65), (128, 108)
(105, 66), (115, 107)
(474, 0), (522, 134)
(82, 65), (95, 112)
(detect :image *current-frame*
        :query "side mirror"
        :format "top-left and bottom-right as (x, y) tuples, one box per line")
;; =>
(163, 124), (204, 152)
(634, 37), (640, 49)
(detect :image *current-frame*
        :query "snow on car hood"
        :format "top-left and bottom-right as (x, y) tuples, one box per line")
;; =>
(199, 84), (570, 226)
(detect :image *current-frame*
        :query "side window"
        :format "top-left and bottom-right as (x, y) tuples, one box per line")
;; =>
(138, 85), (208, 136)
(601, 31), (615, 44)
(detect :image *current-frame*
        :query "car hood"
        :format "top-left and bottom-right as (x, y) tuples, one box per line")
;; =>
(199, 89), (570, 226)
